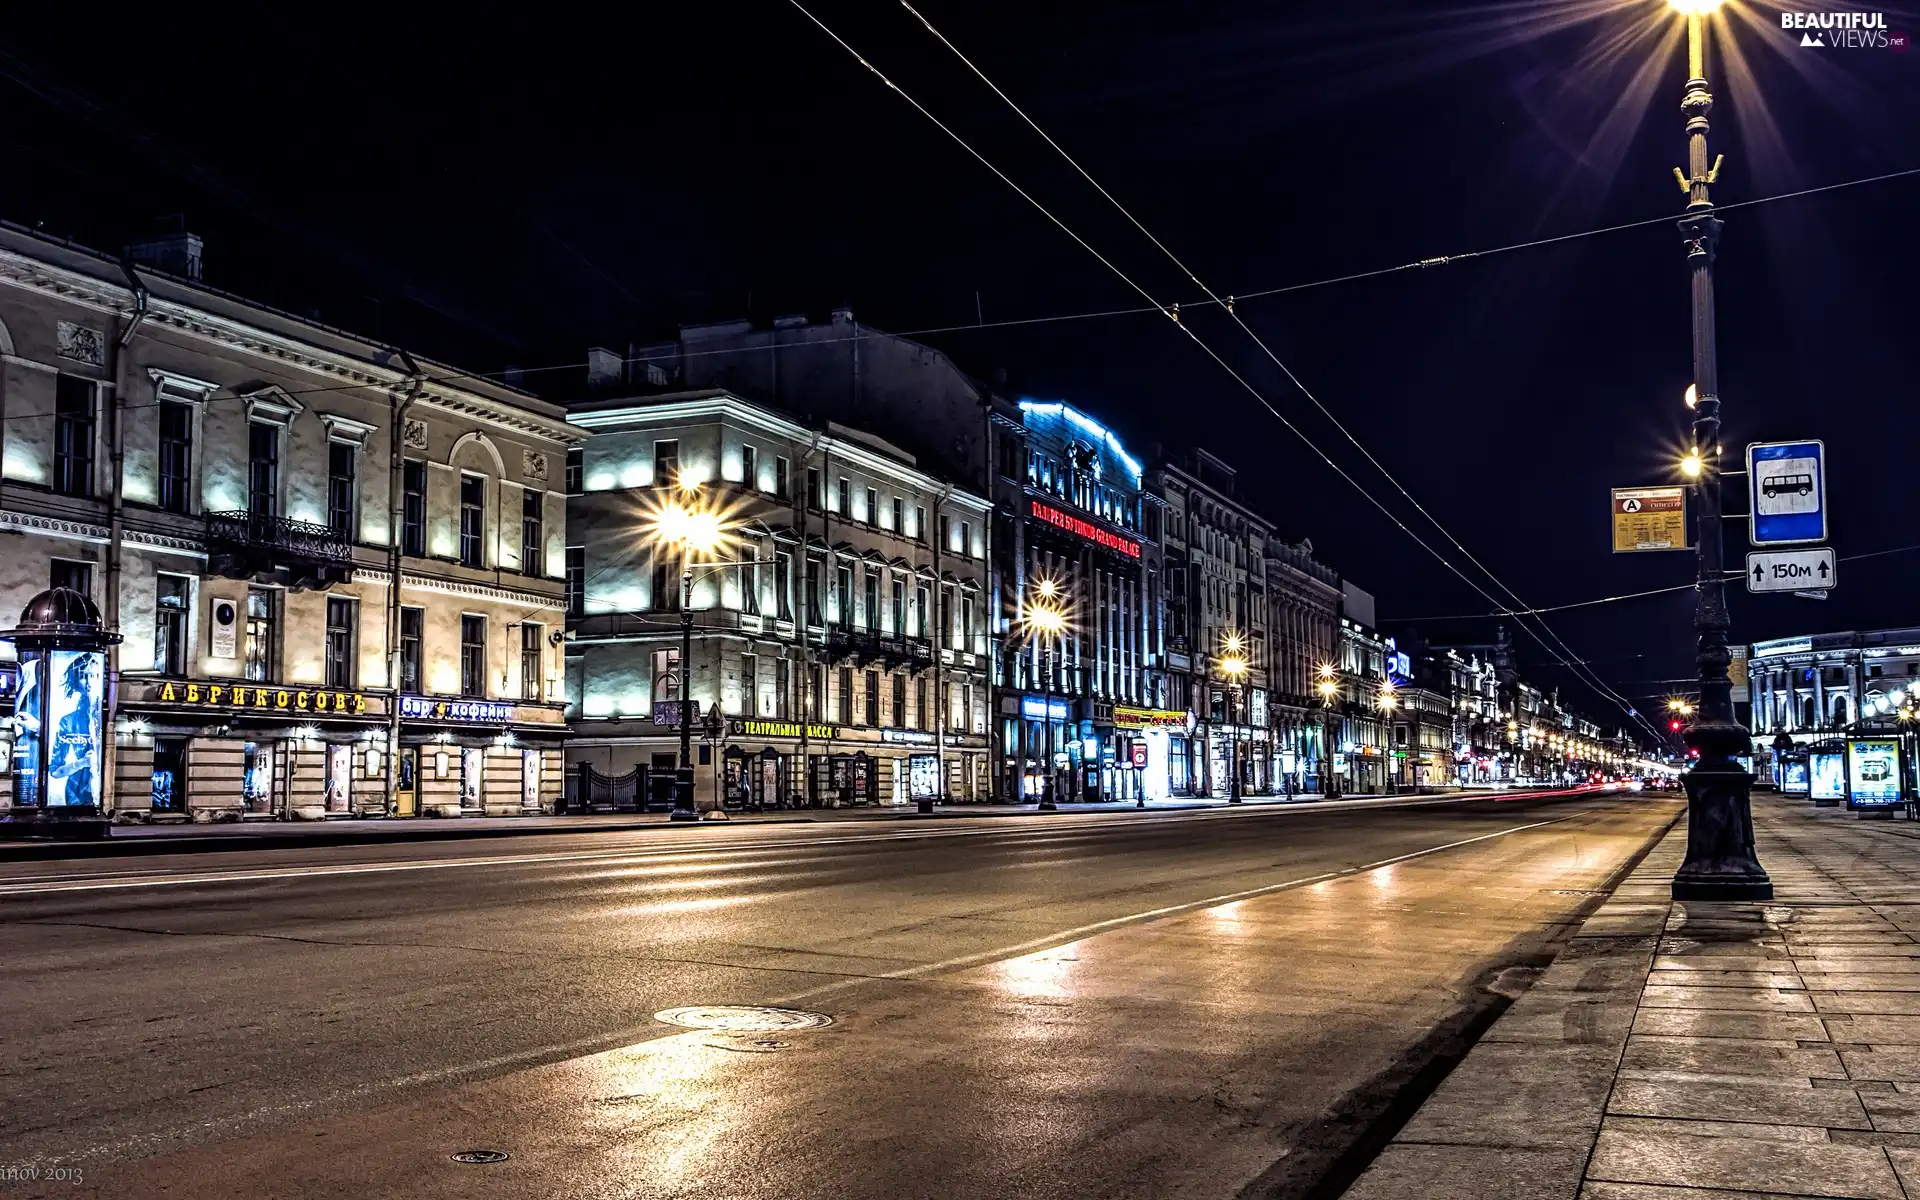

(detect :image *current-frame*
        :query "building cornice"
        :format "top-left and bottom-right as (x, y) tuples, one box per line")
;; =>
(350, 568), (562, 610)
(0, 246), (581, 450)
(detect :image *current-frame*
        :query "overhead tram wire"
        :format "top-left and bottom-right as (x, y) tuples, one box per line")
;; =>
(788, 0), (1664, 742)
(1393, 542), (1920, 622)
(18, 164), (1912, 431)
(896, 1), (1662, 739)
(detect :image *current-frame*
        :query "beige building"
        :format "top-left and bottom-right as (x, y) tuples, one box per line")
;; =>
(0, 226), (575, 821)
(566, 389), (992, 808)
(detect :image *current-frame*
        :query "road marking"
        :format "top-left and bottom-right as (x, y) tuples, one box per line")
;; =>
(0, 788), (1615, 897)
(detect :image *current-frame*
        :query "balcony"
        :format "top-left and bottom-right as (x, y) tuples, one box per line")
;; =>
(205, 511), (355, 590)
(826, 628), (936, 671)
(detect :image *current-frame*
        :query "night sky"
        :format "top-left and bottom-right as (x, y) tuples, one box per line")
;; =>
(2, 1), (1915, 731)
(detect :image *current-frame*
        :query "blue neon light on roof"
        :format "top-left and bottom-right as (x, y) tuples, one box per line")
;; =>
(1017, 398), (1143, 480)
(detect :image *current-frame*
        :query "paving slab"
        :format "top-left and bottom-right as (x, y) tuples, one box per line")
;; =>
(1584, 1128), (1903, 1198)
(1344, 1145), (1589, 1200)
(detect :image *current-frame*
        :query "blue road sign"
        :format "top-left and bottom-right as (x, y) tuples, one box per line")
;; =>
(1748, 440), (1826, 546)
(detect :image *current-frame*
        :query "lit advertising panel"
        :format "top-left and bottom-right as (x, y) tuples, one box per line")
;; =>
(45, 650), (104, 808)
(1810, 752), (1845, 802)
(1847, 738), (1902, 809)
(12, 657), (39, 807)
(1781, 759), (1809, 795)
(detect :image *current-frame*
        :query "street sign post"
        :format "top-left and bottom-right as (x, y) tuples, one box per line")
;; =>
(1746, 548), (1835, 594)
(1611, 486), (1690, 552)
(1748, 440), (1827, 545)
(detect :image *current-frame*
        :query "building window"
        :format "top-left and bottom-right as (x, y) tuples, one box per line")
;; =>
(399, 606), (424, 693)
(459, 473), (485, 567)
(741, 444), (757, 490)
(521, 623), (543, 701)
(914, 506), (927, 543)
(460, 615), (486, 697)
(402, 461), (427, 557)
(742, 550), (760, 616)
(806, 466), (821, 510)
(521, 487), (544, 576)
(775, 552), (793, 622)
(741, 652), (757, 716)
(775, 456), (790, 500)
(892, 497), (903, 534)
(863, 570), (879, 632)
(915, 584), (930, 639)
(915, 677), (928, 731)
(151, 737), (186, 813)
(154, 574), (191, 676)
(325, 596), (357, 688)
(892, 673), (907, 728)
(835, 565), (853, 630)
(654, 440), (680, 487)
(837, 477), (851, 516)
(892, 577), (906, 638)
(248, 422), (278, 518)
(565, 447), (583, 495)
(961, 594), (975, 654)
(158, 400), (192, 513)
(53, 375), (94, 498)
(805, 558), (823, 626)
(653, 647), (682, 704)
(49, 559), (91, 597)
(327, 443), (356, 539)
(838, 668), (852, 724)
(653, 556), (675, 611)
(865, 487), (877, 526)
(864, 670), (880, 727)
(776, 658), (791, 718)
(565, 547), (585, 616)
(244, 587), (276, 682)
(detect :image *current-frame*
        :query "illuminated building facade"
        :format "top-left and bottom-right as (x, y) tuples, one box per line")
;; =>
(1149, 452), (1274, 798)
(1750, 628), (1920, 740)
(990, 398), (1164, 803)
(0, 224), (574, 821)
(565, 389), (992, 807)
(1264, 536), (1341, 794)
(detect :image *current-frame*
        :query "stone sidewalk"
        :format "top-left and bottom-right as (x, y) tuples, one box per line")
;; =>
(1346, 791), (1920, 1200)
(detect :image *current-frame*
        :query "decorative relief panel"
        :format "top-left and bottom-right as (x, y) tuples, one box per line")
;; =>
(523, 450), (549, 481)
(402, 419), (428, 451)
(56, 321), (105, 366)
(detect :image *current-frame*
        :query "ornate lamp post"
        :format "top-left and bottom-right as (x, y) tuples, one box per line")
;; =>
(1216, 632), (1248, 804)
(643, 486), (736, 822)
(1662, 0), (1772, 899)
(1316, 663), (1339, 799)
(1022, 578), (1069, 811)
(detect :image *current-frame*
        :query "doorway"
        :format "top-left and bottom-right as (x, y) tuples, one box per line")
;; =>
(394, 747), (420, 817)
(151, 738), (186, 813)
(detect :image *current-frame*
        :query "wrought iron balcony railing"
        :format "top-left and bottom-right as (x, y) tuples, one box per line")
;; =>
(205, 511), (355, 589)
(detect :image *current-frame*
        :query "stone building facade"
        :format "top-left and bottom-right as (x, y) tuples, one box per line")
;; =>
(0, 225), (574, 821)
(565, 389), (992, 807)
(1264, 536), (1342, 793)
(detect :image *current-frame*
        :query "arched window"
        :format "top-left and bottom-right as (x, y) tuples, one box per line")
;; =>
(1802, 696), (1817, 727)
(1832, 696), (1849, 726)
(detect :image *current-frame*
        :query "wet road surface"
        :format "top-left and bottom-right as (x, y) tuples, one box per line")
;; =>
(0, 789), (1680, 1198)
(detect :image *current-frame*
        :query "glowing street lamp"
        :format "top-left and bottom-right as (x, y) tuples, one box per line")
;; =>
(1216, 633), (1249, 804)
(1315, 663), (1339, 799)
(1022, 578), (1071, 811)
(643, 488), (737, 820)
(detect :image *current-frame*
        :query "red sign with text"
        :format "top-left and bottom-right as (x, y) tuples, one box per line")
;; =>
(1029, 499), (1141, 559)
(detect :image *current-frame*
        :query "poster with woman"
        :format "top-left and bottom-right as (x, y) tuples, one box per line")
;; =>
(46, 650), (103, 808)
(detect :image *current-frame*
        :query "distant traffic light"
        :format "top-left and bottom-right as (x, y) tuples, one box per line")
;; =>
(1668, 719), (1683, 732)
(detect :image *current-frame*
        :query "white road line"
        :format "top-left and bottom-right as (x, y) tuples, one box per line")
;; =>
(0, 789), (1607, 897)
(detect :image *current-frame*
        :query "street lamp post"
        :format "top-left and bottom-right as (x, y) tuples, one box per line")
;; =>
(1666, 0), (1771, 900)
(1316, 664), (1339, 799)
(645, 488), (735, 823)
(1218, 633), (1248, 804)
(1023, 578), (1068, 812)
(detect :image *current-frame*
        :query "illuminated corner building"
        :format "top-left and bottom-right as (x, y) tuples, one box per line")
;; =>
(564, 389), (992, 809)
(0, 224), (576, 823)
(621, 313), (1169, 803)
(1147, 451), (1279, 799)
(1749, 628), (1920, 777)
(993, 398), (1165, 804)
(1334, 585), (1391, 796)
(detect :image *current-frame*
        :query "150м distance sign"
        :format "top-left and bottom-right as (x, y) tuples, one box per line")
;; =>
(1746, 548), (1835, 594)
(1611, 486), (1690, 553)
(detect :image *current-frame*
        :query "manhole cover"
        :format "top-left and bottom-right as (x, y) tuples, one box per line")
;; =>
(450, 1150), (510, 1165)
(654, 1005), (833, 1033)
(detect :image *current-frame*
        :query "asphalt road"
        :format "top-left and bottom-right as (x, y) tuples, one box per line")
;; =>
(0, 789), (1680, 1199)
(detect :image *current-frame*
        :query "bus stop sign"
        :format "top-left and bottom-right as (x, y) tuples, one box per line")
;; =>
(1748, 440), (1826, 546)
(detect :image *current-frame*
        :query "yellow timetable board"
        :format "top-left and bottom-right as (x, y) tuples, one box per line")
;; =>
(1611, 486), (1690, 553)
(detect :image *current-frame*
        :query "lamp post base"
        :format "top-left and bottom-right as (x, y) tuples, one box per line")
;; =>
(1671, 758), (1773, 901)
(4, 806), (110, 840)
(669, 768), (700, 822)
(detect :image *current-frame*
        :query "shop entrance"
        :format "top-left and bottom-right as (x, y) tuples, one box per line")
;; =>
(394, 747), (420, 817)
(151, 738), (186, 813)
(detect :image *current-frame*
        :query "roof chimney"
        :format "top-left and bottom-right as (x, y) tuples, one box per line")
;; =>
(586, 347), (624, 391)
(126, 230), (204, 281)
(830, 306), (854, 325)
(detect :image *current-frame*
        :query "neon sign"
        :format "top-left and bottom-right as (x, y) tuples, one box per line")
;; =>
(1029, 500), (1140, 559)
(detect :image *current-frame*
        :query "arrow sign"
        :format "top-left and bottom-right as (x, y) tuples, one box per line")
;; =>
(1746, 547), (1836, 594)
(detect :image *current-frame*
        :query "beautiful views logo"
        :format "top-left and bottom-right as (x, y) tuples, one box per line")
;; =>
(1780, 11), (1905, 49)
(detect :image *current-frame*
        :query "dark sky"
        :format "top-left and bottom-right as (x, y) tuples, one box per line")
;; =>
(3, 1), (1915, 733)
